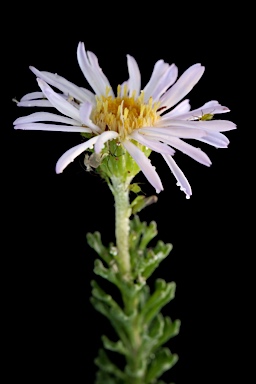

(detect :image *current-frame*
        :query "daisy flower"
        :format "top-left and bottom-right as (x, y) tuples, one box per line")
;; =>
(13, 42), (236, 198)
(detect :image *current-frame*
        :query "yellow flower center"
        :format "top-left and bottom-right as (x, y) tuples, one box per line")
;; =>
(91, 85), (161, 140)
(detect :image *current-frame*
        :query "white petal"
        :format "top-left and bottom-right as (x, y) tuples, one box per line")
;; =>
(171, 102), (230, 120)
(151, 64), (178, 102)
(160, 64), (205, 109)
(144, 60), (170, 101)
(17, 100), (52, 107)
(162, 154), (192, 199)
(37, 79), (81, 121)
(156, 118), (236, 132)
(160, 99), (191, 118)
(79, 102), (102, 133)
(80, 87), (97, 103)
(14, 123), (92, 132)
(197, 119), (236, 132)
(77, 42), (102, 95)
(201, 100), (221, 108)
(130, 131), (175, 155)
(30, 66), (95, 104)
(139, 126), (206, 139)
(120, 80), (129, 97)
(14, 112), (80, 125)
(44, 72), (96, 105)
(198, 131), (230, 148)
(77, 42), (114, 97)
(122, 140), (163, 193)
(56, 136), (98, 173)
(21, 91), (45, 101)
(40, 71), (96, 104)
(87, 50), (114, 95)
(94, 131), (119, 153)
(163, 100), (220, 118)
(198, 101), (229, 113)
(162, 137), (212, 166)
(127, 55), (141, 98)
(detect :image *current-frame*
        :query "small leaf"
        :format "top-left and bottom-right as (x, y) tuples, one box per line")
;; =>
(102, 335), (127, 356)
(131, 195), (144, 209)
(94, 259), (118, 285)
(141, 241), (173, 279)
(152, 317), (181, 352)
(129, 215), (145, 251)
(138, 314), (165, 358)
(90, 297), (111, 320)
(129, 215), (158, 252)
(125, 359), (147, 380)
(95, 349), (126, 380)
(95, 370), (121, 384)
(145, 348), (179, 383)
(91, 281), (131, 326)
(138, 284), (150, 308)
(87, 232), (112, 265)
(131, 195), (158, 214)
(148, 313), (165, 339)
(91, 297), (131, 347)
(161, 317), (181, 342)
(91, 280), (122, 311)
(139, 220), (158, 250)
(140, 280), (176, 324)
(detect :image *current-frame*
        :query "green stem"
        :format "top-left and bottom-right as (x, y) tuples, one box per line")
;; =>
(110, 178), (146, 383)
(91, 179), (178, 383)
(110, 176), (132, 278)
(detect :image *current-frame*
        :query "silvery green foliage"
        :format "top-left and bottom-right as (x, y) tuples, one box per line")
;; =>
(87, 215), (180, 384)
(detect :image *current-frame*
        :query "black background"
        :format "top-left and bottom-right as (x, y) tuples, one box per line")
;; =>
(4, 4), (249, 384)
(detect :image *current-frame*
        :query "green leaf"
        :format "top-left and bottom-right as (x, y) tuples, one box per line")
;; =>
(93, 259), (118, 286)
(91, 280), (122, 311)
(87, 232), (112, 265)
(131, 195), (158, 214)
(139, 241), (173, 280)
(129, 215), (158, 251)
(124, 359), (147, 380)
(139, 220), (158, 250)
(90, 297), (131, 348)
(140, 279), (176, 325)
(138, 284), (150, 308)
(102, 335), (127, 356)
(90, 297), (112, 320)
(95, 370), (122, 384)
(138, 314), (165, 358)
(152, 317), (181, 351)
(130, 216), (168, 278)
(91, 280), (131, 325)
(148, 313), (165, 340)
(129, 215), (145, 251)
(95, 349), (126, 380)
(145, 348), (179, 383)
(153, 240), (173, 255)
(139, 314), (180, 361)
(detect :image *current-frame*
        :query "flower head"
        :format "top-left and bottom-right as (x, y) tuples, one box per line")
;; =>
(14, 42), (236, 198)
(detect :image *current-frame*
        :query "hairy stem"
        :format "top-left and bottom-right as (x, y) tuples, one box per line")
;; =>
(111, 176), (132, 278)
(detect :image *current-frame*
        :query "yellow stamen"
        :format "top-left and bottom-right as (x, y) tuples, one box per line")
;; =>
(91, 87), (161, 140)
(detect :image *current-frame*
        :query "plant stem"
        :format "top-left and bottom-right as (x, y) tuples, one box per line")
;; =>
(90, 180), (179, 383)
(111, 176), (132, 279)
(110, 177), (145, 383)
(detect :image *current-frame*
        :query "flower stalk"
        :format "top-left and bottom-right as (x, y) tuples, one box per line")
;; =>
(88, 176), (180, 383)
(111, 178), (144, 383)
(110, 176), (132, 278)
